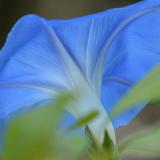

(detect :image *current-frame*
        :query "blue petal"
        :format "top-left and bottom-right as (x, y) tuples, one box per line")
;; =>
(0, 15), (69, 118)
(0, 14), (114, 146)
(102, 0), (160, 127)
(47, 10), (114, 93)
(0, 15), (77, 147)
(1, 0), (160, 146)
(45, 0), (160, 127)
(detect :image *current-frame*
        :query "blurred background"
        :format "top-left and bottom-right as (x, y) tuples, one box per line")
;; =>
(0, 0), (160, 159)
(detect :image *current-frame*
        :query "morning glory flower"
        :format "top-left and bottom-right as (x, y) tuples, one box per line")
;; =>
(0, 0), (160, 147)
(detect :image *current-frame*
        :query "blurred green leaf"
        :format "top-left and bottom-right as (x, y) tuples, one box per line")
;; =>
(90, 152), (114, 160)
(89, 149), (119, 160)
(69, 111), (98, 131)
(56, 132), (87, 160)
(111, 65), (160, 118)
(119, 122), (160, 157)
(2, 93), (73, 160)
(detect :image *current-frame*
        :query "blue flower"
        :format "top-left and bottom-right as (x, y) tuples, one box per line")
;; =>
(1, 0), (160, 146)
